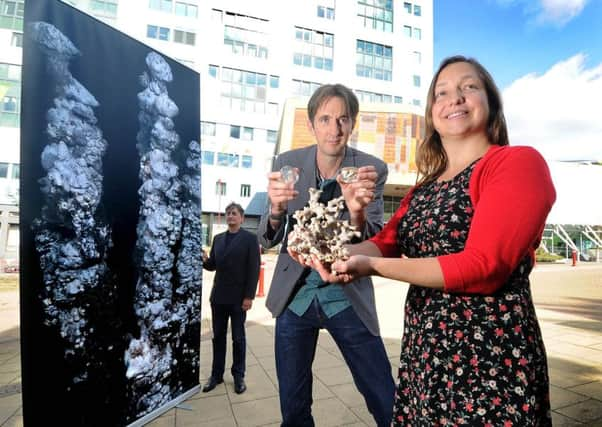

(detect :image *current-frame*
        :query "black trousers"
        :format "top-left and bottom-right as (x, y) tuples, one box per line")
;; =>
(210, 303), (247, 380)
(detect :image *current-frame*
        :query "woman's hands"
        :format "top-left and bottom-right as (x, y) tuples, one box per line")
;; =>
(287, 243), (373, 284)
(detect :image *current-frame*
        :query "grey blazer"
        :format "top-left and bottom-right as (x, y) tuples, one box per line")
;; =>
(257, 145), (388, 336)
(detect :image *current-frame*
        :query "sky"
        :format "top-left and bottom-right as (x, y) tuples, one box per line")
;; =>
(433, 0), (602, 161)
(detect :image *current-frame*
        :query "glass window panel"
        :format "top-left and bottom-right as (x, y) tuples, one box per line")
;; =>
(270, 75), (279, 88)
(230, 125), (240, 138)
(159, 27), (169, 40)
(0, 162), (8, 178)
(243, 127), (253, 140)
(202, 151), (215, 165)
(229, 154), (239, 167)
(293, 53), (302, 65)
(245, 72), (256, 85)
(242, 156), (252, 168)
(217, 153), (229, 166)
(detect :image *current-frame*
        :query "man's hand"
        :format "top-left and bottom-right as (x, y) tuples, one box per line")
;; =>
(337, 165), (378, 221)
(242, 298), (253, 311)
(267, 169), (299, 217)
(201, 249), (208, 263)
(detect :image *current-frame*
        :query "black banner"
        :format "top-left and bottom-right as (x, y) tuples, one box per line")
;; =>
(20, 1), (202, 425)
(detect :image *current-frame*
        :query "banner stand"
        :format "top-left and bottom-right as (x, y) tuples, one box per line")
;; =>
(126, 385), (201, 427)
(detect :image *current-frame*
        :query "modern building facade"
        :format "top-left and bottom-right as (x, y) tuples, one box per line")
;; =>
(0, 0), (433, 263)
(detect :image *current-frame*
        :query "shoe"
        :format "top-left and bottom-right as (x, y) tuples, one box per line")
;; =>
(234, 377), (246, 394)
(202, 377), (223, 393)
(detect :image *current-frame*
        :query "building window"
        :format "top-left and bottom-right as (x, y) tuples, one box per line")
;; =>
(412, 99), (421, 106)
(355, 90), (392, 104)
(267, 102), (279, 116)
(208, 65), (219, 78)
(240, 184), (251, 197)
(414, 4), (422, 16)
(293, 27), (334, 71)
(242, 127), (253, 141)
(403, 25), (411, 37)
(317, 5), (335, 20)
(10, 163), (19, 179)
(413, 51), (421, 64)
(147, 25), (170, 41)
(292, 79), (321, 97)
(222, 12), (269, 58)
(224, 24), (268, 59)
(201, 151), (215, 165)
(215, 180), (227, 196)
(201, 121), (216, 136)
(230, 125), (241, 139)
(90, 0), (118, 17)
(228, 153), (239, 167)
(241, 156), (253, 169)
(270, 75), (279, 89)
(2, 96), (17, 112)
(149, 0), (172, 12)
(403, 2), (412, 13)
(0, 0), (24, 31)
(220, 67), (268, 113)
(394, 96), (403, 104)
(211, 8), (222, 21)
(414, 27), (422, 40)
(175, 1), (197, 18)
(356, 40), (392, 81)
(267, 130), (278, 143)
(217, 152), (229, 166)
(174, 29), (196, 45)
(10, 31), (22, 47)
(357, 0), (393, 32)
(0, 162), (8, 178)
(413, 75), (421, 87)
(0, 62), (21, 127)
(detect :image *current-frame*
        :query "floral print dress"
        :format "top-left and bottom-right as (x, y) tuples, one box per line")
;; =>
(392, 161), (551, 426)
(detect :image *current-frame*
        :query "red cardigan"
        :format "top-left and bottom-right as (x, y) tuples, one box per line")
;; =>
(370, 145), (556, 294)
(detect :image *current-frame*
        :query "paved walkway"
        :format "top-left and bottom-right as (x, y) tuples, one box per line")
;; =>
(1, 260), (602, 426)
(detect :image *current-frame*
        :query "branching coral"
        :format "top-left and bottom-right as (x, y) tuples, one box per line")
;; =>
(288, 188), (360, 264)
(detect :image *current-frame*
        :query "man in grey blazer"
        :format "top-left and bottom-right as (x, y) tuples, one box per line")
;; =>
(258, 84), (394, 427)
(202, 202), (260, 395)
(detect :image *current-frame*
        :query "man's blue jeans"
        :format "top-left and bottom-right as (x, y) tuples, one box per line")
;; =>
(275, 299), (394, 427)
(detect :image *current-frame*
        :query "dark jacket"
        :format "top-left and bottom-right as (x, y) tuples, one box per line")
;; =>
(203, 228), (260, 304)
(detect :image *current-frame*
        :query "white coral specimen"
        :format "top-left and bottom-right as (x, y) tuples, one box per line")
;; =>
(288, 188), (361, 265)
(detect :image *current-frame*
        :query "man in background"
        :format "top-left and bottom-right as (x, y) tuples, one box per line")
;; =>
(202, 202), (260, 395)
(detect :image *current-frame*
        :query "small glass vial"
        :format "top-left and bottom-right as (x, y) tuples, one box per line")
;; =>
(279, 165), (299, 184)
(338, 166), (359, 183)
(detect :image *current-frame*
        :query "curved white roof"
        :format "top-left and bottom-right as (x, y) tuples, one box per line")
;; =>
(546, 161), (602, 226)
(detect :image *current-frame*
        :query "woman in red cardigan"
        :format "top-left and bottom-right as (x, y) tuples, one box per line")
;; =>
(299, 56), (556, 426)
